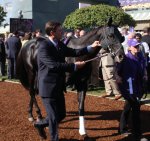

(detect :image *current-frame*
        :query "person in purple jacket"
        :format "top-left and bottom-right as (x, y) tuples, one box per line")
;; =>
(117, 38), (147, 140)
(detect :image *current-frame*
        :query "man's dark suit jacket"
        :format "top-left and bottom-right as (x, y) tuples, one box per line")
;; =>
(37, 39), (90, 98)
(5, 36), (21, 59)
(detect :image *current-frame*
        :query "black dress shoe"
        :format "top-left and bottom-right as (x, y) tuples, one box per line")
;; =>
(34, 123), (47, 140)
(79, 134), (89, 141)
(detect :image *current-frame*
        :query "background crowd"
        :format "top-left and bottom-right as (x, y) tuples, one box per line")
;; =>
(0, 29), (42, 79)
(0, 26), (150, 93)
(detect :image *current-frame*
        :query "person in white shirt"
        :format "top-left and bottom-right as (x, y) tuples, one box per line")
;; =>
(121, 28), (129, 54)
(135, 33), (150, 66)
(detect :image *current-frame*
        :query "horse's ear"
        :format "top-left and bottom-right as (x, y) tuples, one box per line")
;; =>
(107, 17), (112, 27)
(117, 21), (121, 27)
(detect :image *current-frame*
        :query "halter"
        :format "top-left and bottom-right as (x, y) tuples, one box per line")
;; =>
(102, 26), (112, 55)
(102, 26), (122, 57)
(85, 26), (122, 63)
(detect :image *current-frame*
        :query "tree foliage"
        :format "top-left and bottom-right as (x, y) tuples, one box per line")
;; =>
(0, 6), (7, 26)
(63, 4), (136, 29)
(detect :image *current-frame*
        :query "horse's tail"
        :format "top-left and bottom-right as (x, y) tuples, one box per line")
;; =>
(16, 47), (30, 90)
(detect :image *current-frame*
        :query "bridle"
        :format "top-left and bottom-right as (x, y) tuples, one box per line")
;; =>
(85, 26), (123, 63)
(102, 26), (123, 57)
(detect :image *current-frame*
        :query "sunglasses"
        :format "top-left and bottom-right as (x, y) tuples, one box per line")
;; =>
(133, 45), (139, 48)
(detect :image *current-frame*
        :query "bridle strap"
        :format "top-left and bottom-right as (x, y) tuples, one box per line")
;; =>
(84, 53), (108, 63)
(85, 26), (123, 63)
(112, 45), (123, 56)
(102, 27), (113, 54)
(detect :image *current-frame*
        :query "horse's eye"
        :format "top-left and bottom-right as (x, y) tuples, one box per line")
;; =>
(108, 34), (114, 39)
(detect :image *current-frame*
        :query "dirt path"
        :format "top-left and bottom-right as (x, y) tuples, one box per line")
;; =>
(0, 82), (150, 141)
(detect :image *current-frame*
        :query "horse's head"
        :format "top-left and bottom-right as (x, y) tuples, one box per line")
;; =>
(98, 18), (125, 63)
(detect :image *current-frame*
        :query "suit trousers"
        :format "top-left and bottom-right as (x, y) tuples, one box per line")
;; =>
(7, 58), (16, 79)
(0, 60), (5, 76)
(41, 93), (66, 141)
(119, 98), (141, 138)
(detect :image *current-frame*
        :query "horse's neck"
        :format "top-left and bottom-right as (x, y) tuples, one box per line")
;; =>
(68, 30), (99, 49)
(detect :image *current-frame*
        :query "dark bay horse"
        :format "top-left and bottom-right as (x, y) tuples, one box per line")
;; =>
(16, 20), (124, 135)
(65, 24), (124, 135)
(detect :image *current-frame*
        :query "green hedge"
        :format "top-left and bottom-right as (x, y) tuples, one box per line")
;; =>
(63, 4), (136, 29)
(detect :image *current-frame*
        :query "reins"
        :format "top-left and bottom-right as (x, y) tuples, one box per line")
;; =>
(84, 53), (108, 63)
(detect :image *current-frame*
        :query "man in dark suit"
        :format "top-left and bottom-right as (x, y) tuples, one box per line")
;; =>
(0, 35), (6, 76)
(34, 21), (100, 141)
(5, 31), (22, 79)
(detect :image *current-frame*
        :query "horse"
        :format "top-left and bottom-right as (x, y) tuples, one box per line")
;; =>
(16, 19), (125, 136)
(64, 24), (124, 136)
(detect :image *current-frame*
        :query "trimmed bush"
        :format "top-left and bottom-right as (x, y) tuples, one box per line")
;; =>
(63, 4), (136, 29)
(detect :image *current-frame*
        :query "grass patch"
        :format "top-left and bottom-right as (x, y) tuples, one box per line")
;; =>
(87, 86), (105, 96)
(0, 75), (20, 82)
(0, 75), (8, 81)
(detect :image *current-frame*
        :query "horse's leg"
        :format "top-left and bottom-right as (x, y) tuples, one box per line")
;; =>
(28, 90), (43, 122)
(33, 74), (43, 121)
(28, 90), (34, 122)
(32, 95), (43, 121)
(78, 91), (86, 135)
(28, 73), (43, 122)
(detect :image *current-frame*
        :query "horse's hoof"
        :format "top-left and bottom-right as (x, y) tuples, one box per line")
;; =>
(28, 117), (34, 122)
(79, 134), (89, 141)
(80, 134), (96, 141)
(79, 129), (86, 136)
(36, 117), (43, 122)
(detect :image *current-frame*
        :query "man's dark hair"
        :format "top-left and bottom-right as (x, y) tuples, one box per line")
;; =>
(13, 30), (19, 35)
(135, 33), (142, 39)
(35, 29), (42, 33)
(45, 21), (61, 36)
(24, 32), (32, 40)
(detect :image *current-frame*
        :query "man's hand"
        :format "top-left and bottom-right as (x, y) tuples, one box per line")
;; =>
(91, 41), (101, 48)
(75, 61), (85, 70)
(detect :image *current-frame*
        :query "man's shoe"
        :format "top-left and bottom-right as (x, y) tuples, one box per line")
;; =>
(34, 123), (47, 140)
(120, 131), (131, 137)
(115, 94), (122, 100)
(140, 137), (149, 141)
(79, 134), (89, 141)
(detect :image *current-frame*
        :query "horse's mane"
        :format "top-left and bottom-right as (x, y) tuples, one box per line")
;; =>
(67, 26), (103, 48)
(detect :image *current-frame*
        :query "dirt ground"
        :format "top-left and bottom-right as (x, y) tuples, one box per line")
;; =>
(0, 82), (150, 141)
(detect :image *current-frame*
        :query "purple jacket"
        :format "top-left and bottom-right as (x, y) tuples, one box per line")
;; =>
(117, 51), (145, 99)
